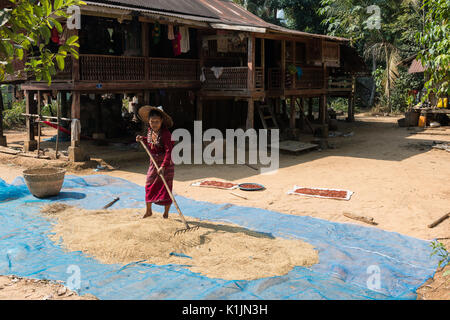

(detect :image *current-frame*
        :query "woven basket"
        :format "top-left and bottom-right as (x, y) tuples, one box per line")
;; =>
(23, 168), (66, 198)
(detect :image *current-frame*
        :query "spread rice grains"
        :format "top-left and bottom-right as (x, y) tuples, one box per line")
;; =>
(40, 203), (319, 280)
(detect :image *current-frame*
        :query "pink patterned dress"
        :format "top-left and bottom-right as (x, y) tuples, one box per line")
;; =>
(142, 127), (174, 206)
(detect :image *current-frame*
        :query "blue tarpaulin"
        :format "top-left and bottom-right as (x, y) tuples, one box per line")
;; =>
(0, 175), (439, 299)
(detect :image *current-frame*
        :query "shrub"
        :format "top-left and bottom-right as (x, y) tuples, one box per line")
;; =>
(2, 100), (26, 129)
(430, 240), (449, 276)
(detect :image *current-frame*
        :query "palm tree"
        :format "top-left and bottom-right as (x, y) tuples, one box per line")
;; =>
(364, 42), (401, 112)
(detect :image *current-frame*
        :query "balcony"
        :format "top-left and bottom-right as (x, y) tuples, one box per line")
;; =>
(267, 66), (325, 91)
(201, 66), (264, 91)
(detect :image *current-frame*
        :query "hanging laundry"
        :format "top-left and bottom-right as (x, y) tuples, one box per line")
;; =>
(152, 22), (161, 45)
(71, 119), (81, 141)
(296, 66), (303, 79)
(179, 26), (190, 53)
(51, 27), (60, 44)
(168, 24), (175, 40)
(217, 38), (228, 53)
(210, 67), (224, 79)
(172, 31), (182, 56)
(200, 67), (206, 82)
(202, 39), (209, 50)
(58, 26), (68, 45)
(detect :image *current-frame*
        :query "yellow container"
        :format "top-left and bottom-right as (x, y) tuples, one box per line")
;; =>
(418, 115), (426, 127)
(437, 98), (448, 108)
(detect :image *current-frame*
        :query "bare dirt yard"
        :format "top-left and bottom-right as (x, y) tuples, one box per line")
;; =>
(0, 114), (449, 299)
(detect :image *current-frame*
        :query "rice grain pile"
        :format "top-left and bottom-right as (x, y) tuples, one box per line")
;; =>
(41, 203), (319, 280)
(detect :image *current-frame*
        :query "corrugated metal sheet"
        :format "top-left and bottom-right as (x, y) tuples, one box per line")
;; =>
(198, 0), (272, 27)
(408, 59), (426, 74)
(83, 1), (222, 23)
(93, 0), (219, 18)
(84, 0), (349, 42)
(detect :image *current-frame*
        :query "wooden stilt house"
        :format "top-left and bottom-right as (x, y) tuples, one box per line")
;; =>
(1, 0), (367, 160)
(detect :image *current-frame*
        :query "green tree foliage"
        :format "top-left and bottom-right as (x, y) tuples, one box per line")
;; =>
(416, 0), (449, 100)
(0, 0), (85, 85)
(232, 0), (325, 33)
(319, 0), (426, 112)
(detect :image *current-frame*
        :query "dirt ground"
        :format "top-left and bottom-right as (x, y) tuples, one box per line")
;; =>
(0, 114), (449, 299)
(0, 275), (97, 300)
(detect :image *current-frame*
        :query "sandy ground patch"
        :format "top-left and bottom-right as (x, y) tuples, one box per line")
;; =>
(40, 203), (319, 281)
(0, 275), (97, 300)
(1, 115), (449, 298)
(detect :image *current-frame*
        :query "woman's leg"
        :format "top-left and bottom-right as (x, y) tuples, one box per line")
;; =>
(143, 202), (152, 218)
(163, 204), (170, 219)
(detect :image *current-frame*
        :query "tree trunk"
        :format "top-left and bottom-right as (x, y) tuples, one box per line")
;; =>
(384, 45), (391, 113)
(368, 52), (376, 107)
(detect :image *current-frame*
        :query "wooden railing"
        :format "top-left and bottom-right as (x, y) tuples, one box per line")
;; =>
(294, 66), (323, 89)
(268, 66), (324, 90)
(149, 58), (198, 81)
(78, 55), (199, 82)
(202, 67), (248, 90)
(80, 54), (146, 81)
(4, 59), (27, 81)
(267, 68), (282, 90)
(328, 76), (352, 90)
(54, 57), (72, 80)
(255, 67), (264, 90)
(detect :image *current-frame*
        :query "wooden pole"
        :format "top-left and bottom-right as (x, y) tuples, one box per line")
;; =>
(139, 140), (193, 230)
(281, 40), (286, 90)
(246, 98), (254, 130)
(296, 98), (314, 133)
(308, 97), (313, 120)
(428, 212), (450, 228)
(261, 38), (265, 90)
(319, 95), (327, 124)
(292, 41), (296, 89)
(56, 92), (60, 159)
(71, 91), (81, 120)
(70, 29), (80, 81)
(290, 96), (296, 129)
(247, 35), (256, 91)
(24, 90), (37, 151)
(142, 22), (149, 81)
(196, 97), (203, 121)
(37, 91), (41, 156)
(0, 88), (6, 146)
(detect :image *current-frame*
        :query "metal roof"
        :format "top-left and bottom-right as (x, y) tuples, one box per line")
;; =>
(408, 59), (426, 74)
(93, 0), (220, 18)
(84, 0), (350, 42)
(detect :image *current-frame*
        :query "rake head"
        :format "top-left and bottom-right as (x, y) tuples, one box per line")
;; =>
(173, 225), (200, 236)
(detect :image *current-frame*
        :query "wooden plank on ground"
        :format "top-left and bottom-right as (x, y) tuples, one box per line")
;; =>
(428, 212), (450, 228)
(343, 212), (378, 225)
(277, 140), (318, 153)
(0, 146), (20, 155)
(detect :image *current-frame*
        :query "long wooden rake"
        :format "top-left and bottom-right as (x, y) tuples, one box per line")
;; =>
(140, 140), (199, 236)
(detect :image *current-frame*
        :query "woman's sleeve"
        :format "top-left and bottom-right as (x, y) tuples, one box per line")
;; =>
(161, 129), (174, 168)
(142, 131), (151, 148)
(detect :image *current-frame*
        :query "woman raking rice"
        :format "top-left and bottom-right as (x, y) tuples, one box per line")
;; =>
(136, 106), (175, 219)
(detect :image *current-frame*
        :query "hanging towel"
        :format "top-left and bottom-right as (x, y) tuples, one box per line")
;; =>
(168, 24), (175, 40)
(202, 39), (209, 50)
(217, 38), (228, 53)
(296, 66), (303, 79)
(51, 27), (60, 43)
(152, 22), (161, 45)
(200, 67), (206, 82)
(179, 26), (190, 53)
(172, 32), (181, 56)
(71, 119), (81, 142)
(210, 67), (224, 79)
